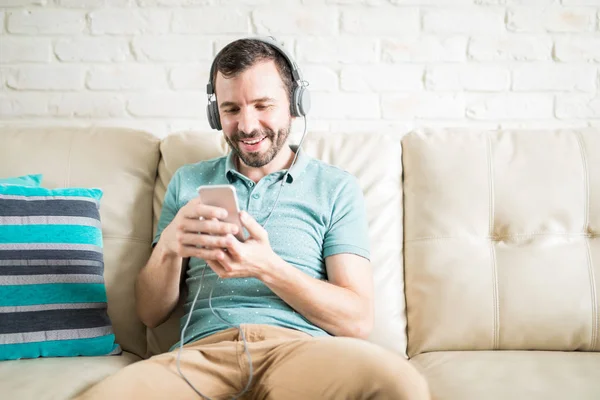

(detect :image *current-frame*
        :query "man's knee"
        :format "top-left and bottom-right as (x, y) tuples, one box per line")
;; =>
(339, 339), (431, 400)
(375, 360), (430, 400)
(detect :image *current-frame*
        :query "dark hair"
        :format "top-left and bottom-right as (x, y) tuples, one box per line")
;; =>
(212, 39), (294, 113)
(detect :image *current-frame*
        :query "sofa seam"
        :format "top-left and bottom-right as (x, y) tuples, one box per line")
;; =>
(575, 131), (598, 352)
(487, 134), (499, 350)
(584, 239), (598, 351)
(404, 232), (599, 242)
(575, 132), (590, 233)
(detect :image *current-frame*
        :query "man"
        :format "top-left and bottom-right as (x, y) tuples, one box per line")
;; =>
(76, 37), (429, 400)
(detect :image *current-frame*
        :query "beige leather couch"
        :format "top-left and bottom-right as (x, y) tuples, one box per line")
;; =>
(0, 127), (599, 400)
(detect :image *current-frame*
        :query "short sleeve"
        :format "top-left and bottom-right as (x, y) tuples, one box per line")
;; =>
(323, 175), (370, 260)
(152, 169), (181, 247)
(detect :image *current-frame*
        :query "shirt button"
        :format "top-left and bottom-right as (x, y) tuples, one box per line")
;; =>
(252, 193), (260, 199)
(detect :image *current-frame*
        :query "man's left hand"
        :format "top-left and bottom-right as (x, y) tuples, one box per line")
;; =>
(206, 211), (277, 280)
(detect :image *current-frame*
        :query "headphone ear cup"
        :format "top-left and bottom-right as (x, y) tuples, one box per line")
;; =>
(293, 86), (310, 117)
(213, 103), (222, 131)
(291, 87), (300, 117)
(298, 87), (310, 117)
(207, 102), (222, 131)
(207, 103), (216, 130)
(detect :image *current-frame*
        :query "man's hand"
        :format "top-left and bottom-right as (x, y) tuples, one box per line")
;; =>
(161, 197), (240, 262)
(206, 211), (278, 280)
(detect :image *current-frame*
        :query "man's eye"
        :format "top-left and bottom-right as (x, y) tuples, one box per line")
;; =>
(256, 104), (271, 110)
(223, 109), (238, 114)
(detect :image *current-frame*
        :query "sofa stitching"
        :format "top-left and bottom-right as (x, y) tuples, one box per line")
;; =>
(487, 134), (499, 350)
(575, 132), (591, 235)
(404, 232), (599, 242)
(486, 134), (495, 241)
(584, 239), (598, 351)
(490, 244), (500, 350)
(575, 131), (598, 352)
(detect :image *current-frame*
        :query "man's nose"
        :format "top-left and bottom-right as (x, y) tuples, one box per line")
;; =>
(237, 108), (260, 134)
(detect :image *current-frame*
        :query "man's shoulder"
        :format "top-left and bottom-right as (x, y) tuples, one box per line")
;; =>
(173, 155), (228, 179)
(307, 158), (359, 187)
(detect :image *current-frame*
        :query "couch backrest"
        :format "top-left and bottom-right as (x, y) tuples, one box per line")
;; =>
(148, 131), (408, 357)
(0, 127), (160, 359)
(402, 128), (600, 357)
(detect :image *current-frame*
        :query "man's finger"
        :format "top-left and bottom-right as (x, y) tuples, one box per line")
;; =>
(179, 218), (239, 236)
(178, 232), (230, 249)
(206, 260), (228, 278)
(239, 211), (267, 240)
(180, 246), (225, 261)
(182, 202), (227, 220)
(223, 234), (242, 258)
(207, 259), (237, 276)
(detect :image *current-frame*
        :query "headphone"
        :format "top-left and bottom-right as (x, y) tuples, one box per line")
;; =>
(206, 36), (311, 131)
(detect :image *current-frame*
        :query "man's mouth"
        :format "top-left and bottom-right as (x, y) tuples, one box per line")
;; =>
(239, 136), (267, 152)
(240, 136), (265, 145)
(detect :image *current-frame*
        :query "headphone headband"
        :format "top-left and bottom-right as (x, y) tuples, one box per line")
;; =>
(206, 36), (303, 96)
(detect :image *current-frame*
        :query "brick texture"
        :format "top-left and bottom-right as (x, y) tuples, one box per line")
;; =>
(0, 2), (598, 134)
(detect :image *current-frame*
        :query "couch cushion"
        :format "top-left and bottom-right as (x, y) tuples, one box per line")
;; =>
(149, 131), (407, 357)
(402, 128), (600, 356)
(0, 351), (141, 400)
(0, 127), (160, 359)
(411, 350), (600, 400)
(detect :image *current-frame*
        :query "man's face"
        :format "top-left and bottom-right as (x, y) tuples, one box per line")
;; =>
(215, 60), (292, 168)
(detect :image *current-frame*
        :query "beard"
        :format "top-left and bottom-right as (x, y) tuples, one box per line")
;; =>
(225, 123), (291, 168)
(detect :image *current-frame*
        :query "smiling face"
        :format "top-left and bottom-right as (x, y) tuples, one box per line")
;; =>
(215, 60), (293, 169)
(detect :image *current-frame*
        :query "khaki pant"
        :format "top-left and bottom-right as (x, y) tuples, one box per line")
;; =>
(74, 324), (430, 400)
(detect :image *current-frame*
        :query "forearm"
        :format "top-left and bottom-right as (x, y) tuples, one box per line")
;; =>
(259, 255), (373, 339)
(135, 238), (183, 328)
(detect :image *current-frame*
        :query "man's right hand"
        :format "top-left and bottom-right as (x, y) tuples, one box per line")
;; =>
(160, 197), (239, 262)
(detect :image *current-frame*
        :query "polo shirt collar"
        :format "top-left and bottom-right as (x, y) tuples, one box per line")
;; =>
(225, 144), (309, 183)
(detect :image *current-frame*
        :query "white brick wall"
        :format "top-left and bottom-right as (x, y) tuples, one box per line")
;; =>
(0, 1), (599, 137)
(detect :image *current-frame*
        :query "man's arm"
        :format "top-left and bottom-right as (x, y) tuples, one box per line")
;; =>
(135, 239), (186, 328)
(135, 193), (241, 328)
(260, 252), (374, 339)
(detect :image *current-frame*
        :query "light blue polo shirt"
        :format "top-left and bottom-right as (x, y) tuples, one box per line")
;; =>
(153, 145), (370, 350)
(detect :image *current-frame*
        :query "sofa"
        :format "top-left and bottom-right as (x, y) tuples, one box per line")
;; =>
(0, 126), (599, 400)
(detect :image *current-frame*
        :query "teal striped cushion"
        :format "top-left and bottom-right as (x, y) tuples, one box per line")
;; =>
(0, 185), (121, 360)
(0, 174), (42, 187)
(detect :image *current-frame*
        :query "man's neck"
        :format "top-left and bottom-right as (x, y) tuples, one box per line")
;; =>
(237, 144), (295, 184)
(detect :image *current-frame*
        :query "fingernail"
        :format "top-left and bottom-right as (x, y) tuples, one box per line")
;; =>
(239, 211), (246, 221)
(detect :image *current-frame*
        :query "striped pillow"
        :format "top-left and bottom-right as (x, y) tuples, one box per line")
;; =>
(0, 185), (121, 360)
(0, 174), (42, 187)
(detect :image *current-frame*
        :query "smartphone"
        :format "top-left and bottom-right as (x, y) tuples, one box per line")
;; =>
(197, 184), (247, 242)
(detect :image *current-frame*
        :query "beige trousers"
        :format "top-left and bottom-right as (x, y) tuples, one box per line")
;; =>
(74, 324), (430, 400)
